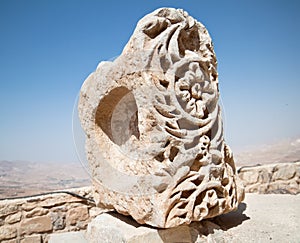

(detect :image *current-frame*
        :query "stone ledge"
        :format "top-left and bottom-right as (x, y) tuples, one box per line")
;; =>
(238, 161), (300, 194)
(0, 187), (105, 243)
(0, 162), (299, 242)
(48, 193), (299, 243)
(48, 231), (87, 243)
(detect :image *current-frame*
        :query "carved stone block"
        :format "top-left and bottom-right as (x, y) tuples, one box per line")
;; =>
(78, 8), (244, 228)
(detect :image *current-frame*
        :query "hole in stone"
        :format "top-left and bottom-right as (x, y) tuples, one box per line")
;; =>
(215, 187), (225, 198)
(181, 190), (194, 199)
(199, 207), (207, 215)
(221, 178), (229, 187)
(157, 44), (163, 53)
(205, 130), (211, 140)
(154, 152), (165, 162)
(169, 146), (179, 162)
(178, 27), (200, 56)
(190, 161), (201, 172)
(212, 72), (217, 81)
(95, 87), (140, 146)
(159, 79), (169, 88)
(195, 192), (205, 206)
(178, 202), (188, 209)
(164, 140), (170, 148)
(178, 212), (187, 219)
(231, 197), (235, 208)
(192, 177), (203, 186)
(208, 204), (219, 216)
(203, 108), (209, 119)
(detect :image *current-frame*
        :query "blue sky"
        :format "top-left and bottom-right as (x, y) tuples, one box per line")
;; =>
(0, 0), (299, 163)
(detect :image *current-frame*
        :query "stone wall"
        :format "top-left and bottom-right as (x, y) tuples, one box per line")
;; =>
(238, 161), (300, 194)
(0, 187), (104, 243)
(0, 162), (299, 242)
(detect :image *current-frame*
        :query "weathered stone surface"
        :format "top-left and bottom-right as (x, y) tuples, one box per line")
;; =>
(48, 231), (87, 243)
(5, 211), (22, 224)
(50, 212), (66, 231)
(20, 235), (41, 243)
(86, 213), (195, 243)
(0, 216), (5, 226)
(238, 161), (300, 194)
(78, 7), (244, 228)
(1, 239), (18, 243)
(272, 163), (296, 181)
(0, 225), (17, 241)
(39, 195), (82, 208)
(20, 215), (53, 235)
(89, 207), (107, 219)
(0, 203), (20, 217)
(22, 202), (39, 212)
(66, 206), (89, 226)
(0, 187), (94, 241)
(85, 193), (300, 242)
(25, 207), (48, 218)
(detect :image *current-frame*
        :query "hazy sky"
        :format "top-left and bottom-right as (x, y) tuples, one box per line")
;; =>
(0, 0), (299, 163)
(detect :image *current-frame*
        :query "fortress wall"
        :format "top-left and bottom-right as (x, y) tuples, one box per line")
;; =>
(0, 162), (299, 242)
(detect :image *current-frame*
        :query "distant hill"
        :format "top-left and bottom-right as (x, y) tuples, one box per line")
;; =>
(0, 160), (90, 199)
(235, 137), (300, 167)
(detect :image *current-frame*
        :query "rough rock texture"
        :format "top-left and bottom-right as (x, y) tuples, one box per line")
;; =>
(78, 8), (244, 228)
(0, 159), (298, 242)
(84, 193), (300, 243)
(238, 161), (300, 194)
(0, 187), (105, 243)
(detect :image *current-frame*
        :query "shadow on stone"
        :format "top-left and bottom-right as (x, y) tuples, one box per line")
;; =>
(97, 203), (250, 242)
(211, 202), (250, 231)
(107, 211), (142, 228)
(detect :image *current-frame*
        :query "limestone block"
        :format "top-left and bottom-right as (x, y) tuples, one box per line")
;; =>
(89, 207), (107, 218)
(25, 207), (49, 218)
(22, 202), (38, 212)
(238, 168), (259, 185)
(86, 213), (194, 243)
(20, 215), (53, 235)
(5, 211), (22, 224)
(50, 212), (66, 230)
(268, 180), (299, 194)
(257, 167), (272, 183)
(1, 240), (18, 243)
(20, 235), (41, 243)
(0, 225), (17, 241)
(272, 163), (296, 181)
(79, 7), (244, 228)
(39, 195), (82, 208)
(48, 232), (87, 243)
(0, 203), (20, 217)
(238, 162), (300, 194)
(66, 206), (89, 226)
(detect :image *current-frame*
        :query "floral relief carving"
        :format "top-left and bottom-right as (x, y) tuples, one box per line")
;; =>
(78, 8), (244, 228)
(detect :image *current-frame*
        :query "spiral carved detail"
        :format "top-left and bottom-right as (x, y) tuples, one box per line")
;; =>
(78, 8), (244, 228)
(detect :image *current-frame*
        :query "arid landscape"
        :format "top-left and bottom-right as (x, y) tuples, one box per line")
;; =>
(234, 137), (300, 166)
(0, 160), (90, 199)
(0, 137), (299, 199)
